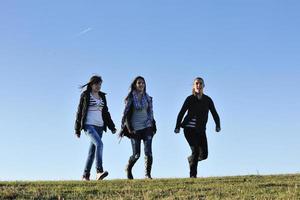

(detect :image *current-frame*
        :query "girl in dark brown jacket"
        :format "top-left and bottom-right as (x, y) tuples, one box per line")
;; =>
(75, 75), (116, 181)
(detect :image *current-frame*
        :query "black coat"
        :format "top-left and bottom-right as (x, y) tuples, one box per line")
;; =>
(75, 90), (116, 135)
(175, 94), (220, 131)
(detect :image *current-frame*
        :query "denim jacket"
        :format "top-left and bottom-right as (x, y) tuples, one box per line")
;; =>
(120, 93), (156, 138)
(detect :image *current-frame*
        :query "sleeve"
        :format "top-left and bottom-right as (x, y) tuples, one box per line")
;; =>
(175, 96), (190, 129)
(75, 93), (84, 134)
(123, 98), (135, 133)
(121, 98), (131, 127)
(102, 95), (116, 131)
(146, 96), (154, 125)
(209, 97), (221, 128)
(148, 97), (156, 134)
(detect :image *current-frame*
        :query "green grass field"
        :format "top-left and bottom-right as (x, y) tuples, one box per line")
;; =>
(1, 174), (299, 199)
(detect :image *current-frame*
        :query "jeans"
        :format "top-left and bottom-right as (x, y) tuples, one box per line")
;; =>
(83, 125), (104, 175)
(130, 127), (153, 161)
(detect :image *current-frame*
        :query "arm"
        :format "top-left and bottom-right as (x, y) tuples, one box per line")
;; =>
(102, 95), (116, 133)
(175, 97), (190, 131)
(121, 97), (134, 133)
(74, 93), (84, 137)
(148, 97), (154, 123)
(152, 119), (157, 134)
(148, 97), (156, 134)
(209, 98), (221, 132)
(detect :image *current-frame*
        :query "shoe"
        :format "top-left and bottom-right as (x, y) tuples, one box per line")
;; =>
(145, 174), (152, 179)
(96, 171), (108, 180)
(82, 174), (90, 181)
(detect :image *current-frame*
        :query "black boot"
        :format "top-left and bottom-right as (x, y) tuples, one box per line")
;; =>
(126, 156), (138, 179)
(145, 156), (153, 179)
(188, 156), (198, 178)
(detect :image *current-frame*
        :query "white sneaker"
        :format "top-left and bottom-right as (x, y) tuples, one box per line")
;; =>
(96, 171), (108, 180)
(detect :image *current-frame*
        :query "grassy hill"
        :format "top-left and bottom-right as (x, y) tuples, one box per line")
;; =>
(1, 174), (299, 199)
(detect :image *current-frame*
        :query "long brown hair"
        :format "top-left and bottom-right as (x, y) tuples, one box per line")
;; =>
(125, 76), (146, 101)
(79, 75), (102, 92)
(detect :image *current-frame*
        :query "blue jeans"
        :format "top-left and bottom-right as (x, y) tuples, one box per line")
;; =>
(130, 127), (153, 160)
(83, 125), (104, 175)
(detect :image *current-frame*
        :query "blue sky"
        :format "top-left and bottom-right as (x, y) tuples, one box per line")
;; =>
(0, 0), (299, 180)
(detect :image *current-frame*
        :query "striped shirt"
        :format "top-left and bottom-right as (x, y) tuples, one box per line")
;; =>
(185, 118), (196, 128)
(85, 93), (104, 126)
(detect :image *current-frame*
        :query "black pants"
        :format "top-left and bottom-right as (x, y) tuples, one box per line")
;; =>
(184, 128), (208, 177)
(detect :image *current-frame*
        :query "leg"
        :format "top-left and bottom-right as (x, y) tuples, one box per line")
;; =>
(143, 128), (153, 179)
(198, 131), (208, 161)
(184, 128), (201, 178)
(83, 142), (96, 180)
(84, 125), (105, 176)
(188, 146), (200, 178)
(126, 137), (141, 179)
(94, 126), (104, 173)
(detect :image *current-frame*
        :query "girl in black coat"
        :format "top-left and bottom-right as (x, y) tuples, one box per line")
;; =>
(174, 77), (221, 178)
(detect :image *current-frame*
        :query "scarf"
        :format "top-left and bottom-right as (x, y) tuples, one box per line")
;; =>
(132, 90), (149, 110)
(121, 90), (154, 128)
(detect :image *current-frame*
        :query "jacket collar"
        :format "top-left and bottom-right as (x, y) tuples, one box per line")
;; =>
(83, 90), (106, 96)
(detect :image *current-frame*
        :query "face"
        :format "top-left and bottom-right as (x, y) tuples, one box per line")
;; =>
(194, 79), (204, 94)
(135, 78), (145, 92)
(91, 82), (101, 92)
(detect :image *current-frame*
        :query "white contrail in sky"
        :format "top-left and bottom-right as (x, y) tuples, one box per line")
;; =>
(75, 27), (93, 37)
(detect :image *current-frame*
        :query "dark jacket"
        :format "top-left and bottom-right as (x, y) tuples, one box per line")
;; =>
(75, 90), (116, 135)
(120, 94), (156, 138)
(175, 94), (220, 131)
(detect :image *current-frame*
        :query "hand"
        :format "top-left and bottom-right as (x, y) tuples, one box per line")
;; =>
(152, 130), (156, 136)
(112, 129), (117, 134)
(75, 132), (81, 138)
(118, 130), (124, 138)
(174, 128), (180, 134)
(216, 127), (221, 132)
